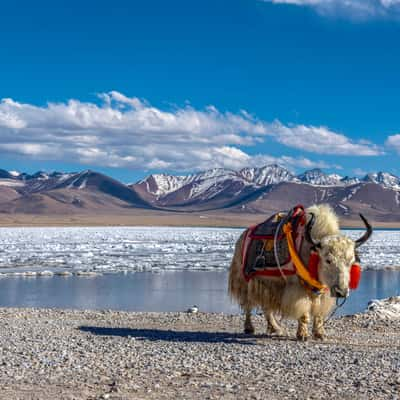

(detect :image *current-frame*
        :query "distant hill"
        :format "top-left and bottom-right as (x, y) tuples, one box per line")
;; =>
(1, 165), (400, 222)
(0, 169), (152, 215)
(132, 165), (400, 221)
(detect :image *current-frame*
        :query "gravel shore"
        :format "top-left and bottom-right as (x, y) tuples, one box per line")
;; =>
(0, 307), (398, 400)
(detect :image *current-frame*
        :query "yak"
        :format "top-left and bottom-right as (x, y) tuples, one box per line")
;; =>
(228, 204), (372, 341)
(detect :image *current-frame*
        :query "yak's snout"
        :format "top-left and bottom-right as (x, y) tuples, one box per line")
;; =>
(331, 285), (349, 298)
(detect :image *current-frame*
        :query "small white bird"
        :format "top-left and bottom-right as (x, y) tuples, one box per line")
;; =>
(187, 305), (198, 314)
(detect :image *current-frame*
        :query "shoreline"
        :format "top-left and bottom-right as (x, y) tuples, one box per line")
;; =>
(1, 212), (400, 229)
(0, 270), (398, 319)
(0, 307), (398, 399)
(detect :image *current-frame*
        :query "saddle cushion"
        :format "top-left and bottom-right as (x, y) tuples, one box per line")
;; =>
(242, 207), (306, 282)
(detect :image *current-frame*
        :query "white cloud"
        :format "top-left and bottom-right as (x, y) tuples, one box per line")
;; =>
(385, 134), (400, 153)
(268, 121), (383, 156)
(0, 92), (380, 172)
(263, 0), (400, 19)
(250, 154), (334, 170)
(353, 167), (367, 176)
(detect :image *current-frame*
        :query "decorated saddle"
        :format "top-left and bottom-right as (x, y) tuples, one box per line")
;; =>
(241, 204), (362, 295)
(242, 205), (307, 282)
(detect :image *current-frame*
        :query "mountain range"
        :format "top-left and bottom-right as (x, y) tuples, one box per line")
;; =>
(1, 165), (400, 222)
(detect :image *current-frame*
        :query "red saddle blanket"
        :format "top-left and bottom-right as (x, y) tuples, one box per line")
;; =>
(242, 205), (307, 282)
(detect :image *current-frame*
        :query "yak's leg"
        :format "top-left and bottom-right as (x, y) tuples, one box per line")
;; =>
(296, 314), (310, 341)
(265, 311), (284, 336)
(312, 315), (325, 340)
(243, 307), (255, 334)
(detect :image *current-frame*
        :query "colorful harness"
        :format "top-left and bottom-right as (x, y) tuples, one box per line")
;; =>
(241, 205), (362, 295)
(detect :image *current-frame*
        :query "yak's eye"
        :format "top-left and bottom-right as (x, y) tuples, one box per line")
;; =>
(326, 259), (331, 264)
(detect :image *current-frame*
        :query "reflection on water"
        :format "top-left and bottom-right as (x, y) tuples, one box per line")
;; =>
(0, 270), (398, 316)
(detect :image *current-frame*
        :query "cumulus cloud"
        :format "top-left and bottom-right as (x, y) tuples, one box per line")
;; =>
(268, 121), (383, 156)
(353, 167), (368, 176)
(0, 92), (380, 172)
(263, 0), (400, 19)
(385, 134), (400, 154)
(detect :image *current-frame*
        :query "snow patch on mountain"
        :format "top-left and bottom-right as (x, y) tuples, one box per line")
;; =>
(363, 172), (400, 191)
(187, 169), (251, 201)
(342, 185), (363, 202)
(340, 176), (360, 186)
(8, 171), (20, 177)
(297, 169), (343, 186)
(139, 168), (251, 199)
(139, 173), (196, 197)
(240, 164), (295, 185)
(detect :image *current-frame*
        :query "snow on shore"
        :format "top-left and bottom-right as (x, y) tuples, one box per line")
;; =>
(366, 296), (400, 319)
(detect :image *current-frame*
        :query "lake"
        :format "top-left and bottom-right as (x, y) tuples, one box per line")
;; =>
(0, 269), (398, 316)
(0, 226), (398, 316)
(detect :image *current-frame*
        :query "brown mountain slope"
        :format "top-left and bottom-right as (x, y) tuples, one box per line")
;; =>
(229, 182), (400, 222)
(0, 188), (149, 215)
(0, 187), (21, 204)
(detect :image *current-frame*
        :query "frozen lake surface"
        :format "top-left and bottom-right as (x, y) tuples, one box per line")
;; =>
(0, 226), (399, 275)
(0, 227), (398, 315)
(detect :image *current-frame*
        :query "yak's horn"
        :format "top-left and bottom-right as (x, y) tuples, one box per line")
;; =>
(305, 213), (321, 248)
(355, 214), (373, 248)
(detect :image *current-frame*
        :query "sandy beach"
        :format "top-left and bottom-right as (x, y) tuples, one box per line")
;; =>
(0, 306), (398, 400)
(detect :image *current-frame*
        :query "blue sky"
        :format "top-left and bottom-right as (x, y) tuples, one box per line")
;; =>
(1, 0), (400, 182)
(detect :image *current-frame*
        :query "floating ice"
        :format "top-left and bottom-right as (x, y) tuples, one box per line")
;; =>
(0, 226), (397, 275)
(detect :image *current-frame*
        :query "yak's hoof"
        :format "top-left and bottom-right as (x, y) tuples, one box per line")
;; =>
(244, 327), (255, 335)
(296, 334), (309, 342)
(313, 333), (325, 341)
(268, 329), (284, 337)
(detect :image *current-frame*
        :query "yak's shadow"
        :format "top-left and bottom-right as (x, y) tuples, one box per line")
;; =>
(79, 326), (258, 345)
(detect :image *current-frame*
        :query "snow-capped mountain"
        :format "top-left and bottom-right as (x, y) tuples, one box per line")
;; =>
(135, 168), (258, 208)
(239, 164), (296, 185)
(2, 165), (400, 220)
(0, 169), (151, 212)
(137, 173), (196, 197)
(0, 169), (17, 180)
(363, 172), (400, 191)
(133, 165), (400, 205)
(297, 168), (343, 186)
(131, 165), (400, 218)
(137, 168), (245, 198)
(181, 168), (252, 202)
(137, 165), (296, 206)
(340, 176), (361, 186)
(8, 170), (20, 177)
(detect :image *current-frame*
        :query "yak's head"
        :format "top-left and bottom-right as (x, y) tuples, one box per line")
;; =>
(305, 213), (372, 298)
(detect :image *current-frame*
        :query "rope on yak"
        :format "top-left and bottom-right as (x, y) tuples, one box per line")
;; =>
(273, 215), (288, 282)
(325, 296), (348, 324)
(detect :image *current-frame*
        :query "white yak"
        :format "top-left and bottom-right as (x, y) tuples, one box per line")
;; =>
(228, 204), (372, 341)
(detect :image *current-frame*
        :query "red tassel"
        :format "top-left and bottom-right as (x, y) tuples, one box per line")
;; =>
(308, 251), (320, 280)
(349, 263), (361, 290)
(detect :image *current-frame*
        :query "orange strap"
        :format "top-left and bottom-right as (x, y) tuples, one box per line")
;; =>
(283, 222), (327, 293)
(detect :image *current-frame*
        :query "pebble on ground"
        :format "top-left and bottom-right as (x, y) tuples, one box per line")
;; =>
(0, 308), (398, 400)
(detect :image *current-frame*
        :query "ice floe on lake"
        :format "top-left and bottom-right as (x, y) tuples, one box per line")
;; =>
(0, 226), (398, 276)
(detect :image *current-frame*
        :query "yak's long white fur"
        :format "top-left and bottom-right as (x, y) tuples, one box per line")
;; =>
(228, 204), (355, 339)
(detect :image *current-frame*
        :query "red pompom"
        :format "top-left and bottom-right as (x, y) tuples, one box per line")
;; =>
(349, 263), (361, 290)
(308, 251), (320, 280)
